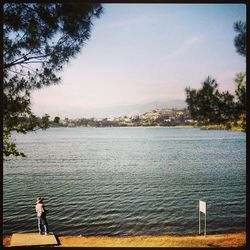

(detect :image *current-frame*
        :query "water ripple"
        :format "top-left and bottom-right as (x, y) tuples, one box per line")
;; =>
(3, 128), (246, 236)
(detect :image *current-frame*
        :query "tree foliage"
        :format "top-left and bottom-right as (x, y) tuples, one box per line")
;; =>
(233, 21), (246, 57)
(185, 20), (246, 129)
(3, 3), (103, 157)
(185, 77), (235, 125)
(234, 72), (246, 117)
(53, 116), (60, 124)
(233, 20), (246, 130)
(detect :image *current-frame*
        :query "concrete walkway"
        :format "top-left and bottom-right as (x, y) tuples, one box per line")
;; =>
(10, 232), (58, 247)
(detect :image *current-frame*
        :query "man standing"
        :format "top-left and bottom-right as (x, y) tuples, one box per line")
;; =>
(35, 197), (49, 235)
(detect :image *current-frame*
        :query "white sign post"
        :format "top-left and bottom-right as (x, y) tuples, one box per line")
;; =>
(199, 200), (207, 236)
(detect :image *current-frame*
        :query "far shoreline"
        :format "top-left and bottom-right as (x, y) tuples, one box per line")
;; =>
(50, 125), (245, 132)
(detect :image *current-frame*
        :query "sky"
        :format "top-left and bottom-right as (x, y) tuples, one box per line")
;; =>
(31, 4), (246, 119)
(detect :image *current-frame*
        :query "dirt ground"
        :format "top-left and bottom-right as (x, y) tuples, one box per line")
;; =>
(3, 231), (246, 247)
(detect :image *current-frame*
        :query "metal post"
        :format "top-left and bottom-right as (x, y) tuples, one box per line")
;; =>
(199, 200), (207, 236)
(204, 212), (206, 237)
(199, 210), (200, 234)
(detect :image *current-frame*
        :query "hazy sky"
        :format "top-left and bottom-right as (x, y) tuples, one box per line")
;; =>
(31, 4), (246, 118)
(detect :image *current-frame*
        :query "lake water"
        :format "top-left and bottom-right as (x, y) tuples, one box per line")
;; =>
(3, 127), (246, 236)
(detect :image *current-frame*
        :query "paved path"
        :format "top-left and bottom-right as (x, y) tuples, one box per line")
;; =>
(10, 232), (58, 247)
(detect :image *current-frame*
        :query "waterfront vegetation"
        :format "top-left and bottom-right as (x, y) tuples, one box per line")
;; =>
(3, 3), (103, 157)
(185, 74), (246, 132)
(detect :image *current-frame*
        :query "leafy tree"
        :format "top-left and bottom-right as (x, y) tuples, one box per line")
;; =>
(216, 91), (235, 122)
(53, 116), (60, 124)
(3, 3), (103, 157)
(185, 77), (235, 124)
(233, 73), (246, 130)
(233, 21), (246, 130)
(234, 72), (246, 115)
(184, 20), (246, 129)
(233, 21), (246, 57)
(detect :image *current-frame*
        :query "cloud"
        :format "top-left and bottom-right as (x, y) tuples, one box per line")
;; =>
(164, 35), (204, 61)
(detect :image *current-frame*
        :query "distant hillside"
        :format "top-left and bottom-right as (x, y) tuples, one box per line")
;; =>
(58, 105), (193, 128)
(83, 99), (187, 118)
